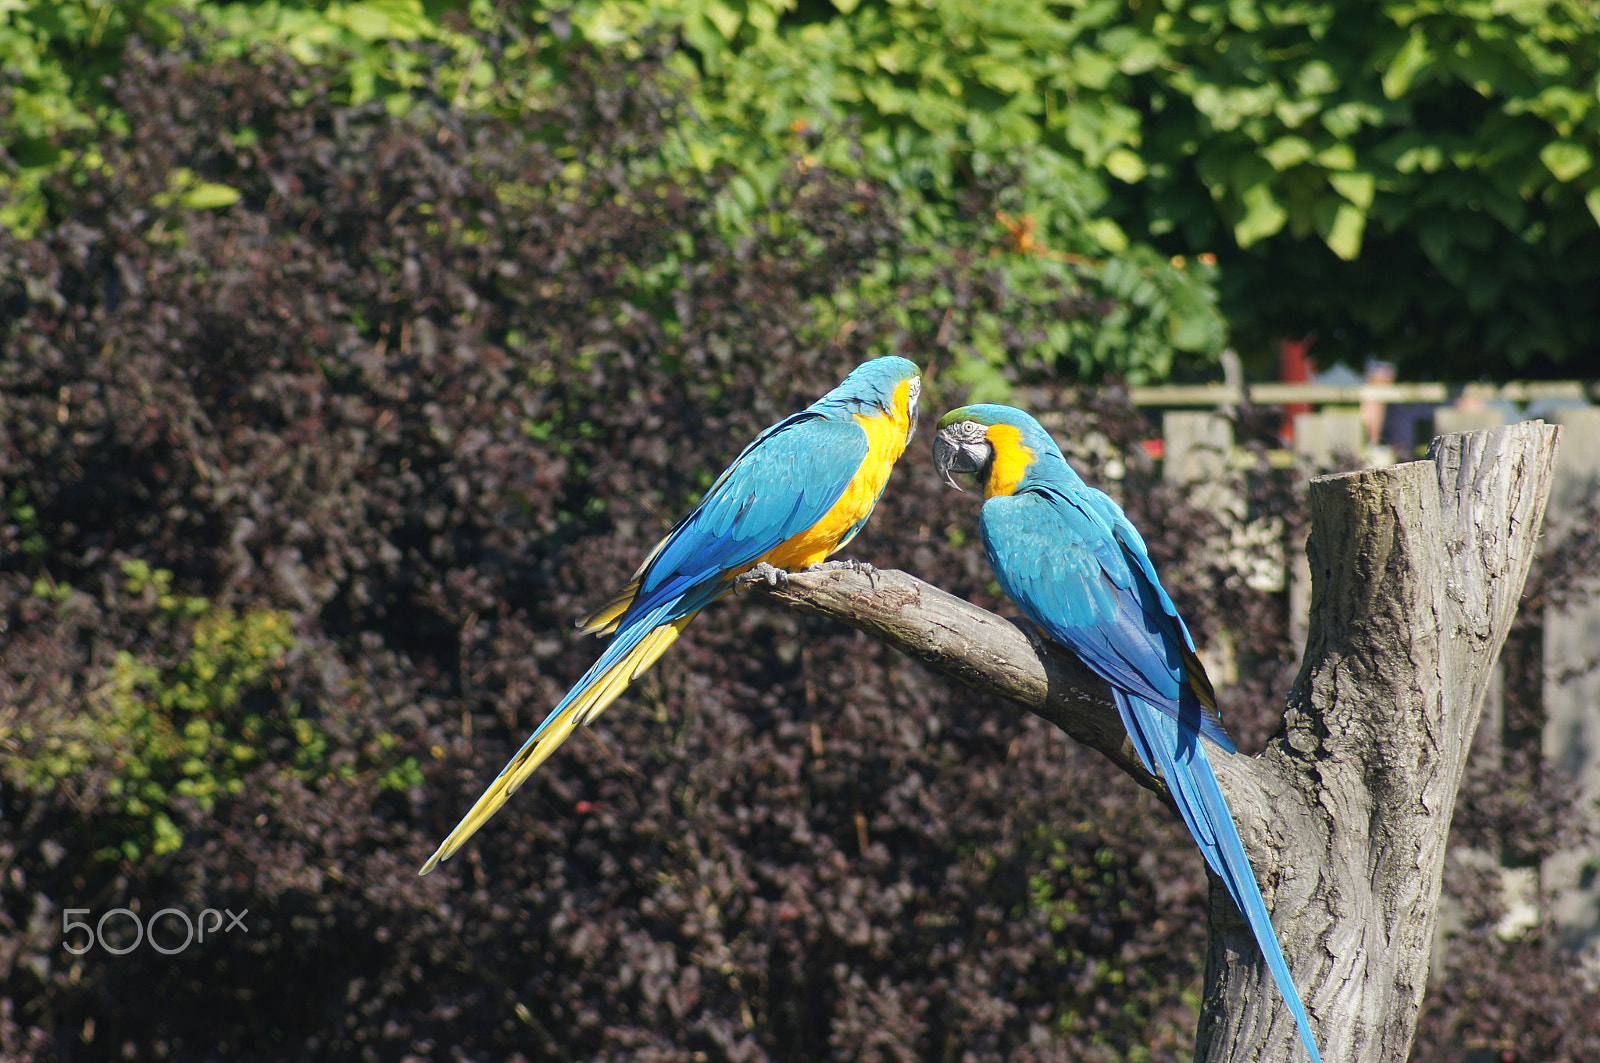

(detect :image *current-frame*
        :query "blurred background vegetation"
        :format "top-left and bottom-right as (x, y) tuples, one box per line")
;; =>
(3, 2), (1599, 1061)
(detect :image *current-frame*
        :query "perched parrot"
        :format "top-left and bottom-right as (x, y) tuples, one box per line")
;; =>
(419, 356), (922, 875)
(932, 404), (1322, 1063)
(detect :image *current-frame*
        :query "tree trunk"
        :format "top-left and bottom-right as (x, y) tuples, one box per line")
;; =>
(758, 422), (1560, 1063)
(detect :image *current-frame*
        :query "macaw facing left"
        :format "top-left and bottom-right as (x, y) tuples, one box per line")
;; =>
(933, 403), (1322, 1063)
(419, 356), (922, 875)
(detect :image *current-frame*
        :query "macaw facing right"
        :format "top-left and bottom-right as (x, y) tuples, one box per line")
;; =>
(933, 403), (1322, 1063)
(419, 355), (921, 875)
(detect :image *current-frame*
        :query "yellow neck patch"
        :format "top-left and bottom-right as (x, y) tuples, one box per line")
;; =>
(983, 422), (1035, 498)
(891, 377), (916, 436)
(854, 377), (916, 471)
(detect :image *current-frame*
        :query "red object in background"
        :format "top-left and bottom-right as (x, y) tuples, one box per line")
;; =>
(1140, 438), (1165, 460)
(1278, 335), (1316, 444)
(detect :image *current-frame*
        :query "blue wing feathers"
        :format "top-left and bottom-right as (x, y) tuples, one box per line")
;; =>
(985, 490), (1234, 751)
(638, 417), (867, 598)
(982, 492), (1191, 710)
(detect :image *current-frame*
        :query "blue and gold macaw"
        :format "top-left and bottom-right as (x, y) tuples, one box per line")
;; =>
(933, 404), (1322, 1063)
(419, 356), (922, 875)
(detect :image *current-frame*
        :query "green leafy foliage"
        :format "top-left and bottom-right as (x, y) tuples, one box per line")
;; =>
(9, 1), (1600, 378)
(573, 0), (1600, 374)
(1093, 0), (1600, 374)
(0, 1), (548, 232)
(570, 0), (1229, 382)
(5, 560), (420, 862)
(582, 0), (1593, 376)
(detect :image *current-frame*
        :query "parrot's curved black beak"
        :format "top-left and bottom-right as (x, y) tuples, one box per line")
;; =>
(933, 426), (989, 491)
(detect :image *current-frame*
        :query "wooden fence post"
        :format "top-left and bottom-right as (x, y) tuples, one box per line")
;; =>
(1163, 410), (1233, 491)
(1290, 410), (1365, 468)
(1162, 412), (1241, 686)
(1288, 411), (1367, 657)
(1433, 407), (1508, 435)
(1541, 407), (1600, 951)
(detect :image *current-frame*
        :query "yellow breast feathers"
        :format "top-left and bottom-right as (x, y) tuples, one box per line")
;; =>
(760, 377), (916, 570)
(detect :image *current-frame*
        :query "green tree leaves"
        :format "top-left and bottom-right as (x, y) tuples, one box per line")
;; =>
(1111, 0), (1600, 372)
(577, 0), (1600, 373)
(621, 0), (1231, 379)
(8, 0), (1598, 376)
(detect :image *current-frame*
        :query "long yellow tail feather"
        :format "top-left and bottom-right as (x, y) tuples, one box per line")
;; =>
(418, 613), (697, 875)
(575, 579), (641, 636)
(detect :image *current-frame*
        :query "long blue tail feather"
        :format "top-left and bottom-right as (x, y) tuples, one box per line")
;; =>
(1117, 692), (1323, 1063)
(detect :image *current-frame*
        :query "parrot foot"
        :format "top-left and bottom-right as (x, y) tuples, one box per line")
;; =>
(738, 562), (791, 589)
(808, 558), (878, 585)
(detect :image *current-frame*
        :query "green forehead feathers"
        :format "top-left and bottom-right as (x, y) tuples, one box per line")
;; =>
(936, 407), (984, 431)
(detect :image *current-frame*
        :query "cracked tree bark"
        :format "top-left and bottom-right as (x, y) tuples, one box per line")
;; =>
(755, 422), (1560, 1063)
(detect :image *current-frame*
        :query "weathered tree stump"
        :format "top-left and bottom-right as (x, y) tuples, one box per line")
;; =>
(759, 422), (1560, 1063)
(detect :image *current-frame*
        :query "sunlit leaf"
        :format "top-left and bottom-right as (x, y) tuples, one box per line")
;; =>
(1261, 136), (1313, 171)
(1104, 148), (1146, 183)
(1540, 141), (1593, 182)
(1323, 200), (1366, 260)
(1234, 183), (1287, 246)
(1383, 33), (1432, 99)
(1328, 171), (1375, 210)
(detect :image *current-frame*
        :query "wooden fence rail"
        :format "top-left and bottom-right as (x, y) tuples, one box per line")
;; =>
(1129, 380), (1599, 407)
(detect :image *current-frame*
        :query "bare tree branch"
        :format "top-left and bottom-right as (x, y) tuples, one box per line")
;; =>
(754, 564), (1153, 784)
